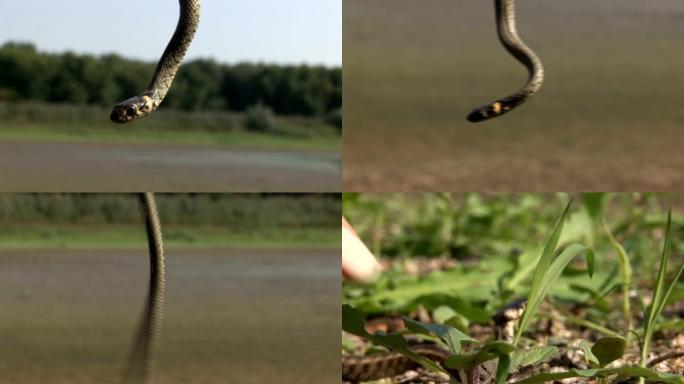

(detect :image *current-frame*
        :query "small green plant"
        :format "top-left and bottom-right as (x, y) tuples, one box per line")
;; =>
(639, 211), (684, 383)
(603, 218), (634, 342)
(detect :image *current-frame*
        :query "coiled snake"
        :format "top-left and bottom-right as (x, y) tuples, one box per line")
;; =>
(124, 193), (165, 384)
(467, 0), (544, 123)
(110, 0), (201, 123)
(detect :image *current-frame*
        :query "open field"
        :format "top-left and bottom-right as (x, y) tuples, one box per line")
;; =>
(0, 140), (340, 191)
(343, 0), (684, 191)
(0, 103), (341, 152)
(0, 225), (340, 249)
(0, 247), (340, 384)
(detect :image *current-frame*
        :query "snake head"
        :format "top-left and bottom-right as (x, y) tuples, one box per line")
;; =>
(467, 101), (504, 123)
(110, 94), (157, 123)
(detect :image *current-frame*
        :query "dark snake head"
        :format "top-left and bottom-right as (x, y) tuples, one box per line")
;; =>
(110, 94), (157, 124)
(467, 101), (503, 123)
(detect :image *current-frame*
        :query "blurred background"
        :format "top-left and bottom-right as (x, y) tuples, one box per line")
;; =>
(0, 193), (340, 384)
(343, 0), (684, 191)
(0, 0), (341, 191)
(343, 193), (684, 315)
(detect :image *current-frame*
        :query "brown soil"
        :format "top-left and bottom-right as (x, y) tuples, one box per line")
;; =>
(0, 139), (340, 192)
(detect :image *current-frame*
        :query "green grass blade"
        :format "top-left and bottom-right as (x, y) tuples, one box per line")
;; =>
(514, 202), (572, 345)
(515, 242), (593, 345)
(512, 367), (684, 384)
(495, 354), (511, 384)
(641, 210), (672, 367)
(603, 218), (633, 339)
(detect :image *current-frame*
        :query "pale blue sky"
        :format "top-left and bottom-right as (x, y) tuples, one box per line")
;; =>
(0, 0), (341, 66)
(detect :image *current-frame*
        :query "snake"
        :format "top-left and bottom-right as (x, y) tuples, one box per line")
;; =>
(110, 0), (201, 123)
(123, 193), (166, 384)
(342, 299), (527, 383)
(467, 0), (544, 123)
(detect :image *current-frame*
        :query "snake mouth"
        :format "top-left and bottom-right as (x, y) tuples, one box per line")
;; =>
(110, 95), (155, 123)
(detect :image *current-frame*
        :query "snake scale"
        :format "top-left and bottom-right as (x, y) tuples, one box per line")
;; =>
(110, 0), (201, 123)
(123, 193), (165, 384)
(342, 299), (527, 383)
(467, 0), (544, 123)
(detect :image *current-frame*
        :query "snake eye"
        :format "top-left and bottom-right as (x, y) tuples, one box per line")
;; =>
(126, 105), (138, 116)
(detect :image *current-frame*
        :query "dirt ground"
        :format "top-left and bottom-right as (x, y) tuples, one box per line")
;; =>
(0, 247), (340, 384)
(0, 139), (340, 192)
(343, 0), (684, 191)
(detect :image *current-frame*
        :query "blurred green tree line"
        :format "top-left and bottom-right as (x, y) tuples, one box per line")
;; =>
(0, 194), (340, 229)
(0, 42), (341, 118)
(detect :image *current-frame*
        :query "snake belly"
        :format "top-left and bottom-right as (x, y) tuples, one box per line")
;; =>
(467, 0), (544, 123)
(123, 193), (166, 384)
(110, 0), (201, 123)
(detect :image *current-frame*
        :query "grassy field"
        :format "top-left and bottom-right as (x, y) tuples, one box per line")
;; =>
(0, 247), (339, 384)
(0, 225), (340, 249)
(343, 0), (684, 190)
(0, 102), (341, 151)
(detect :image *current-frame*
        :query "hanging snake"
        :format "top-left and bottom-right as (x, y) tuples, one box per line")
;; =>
(110, 0), (201, 123)
(123, 193), (166, 384)
(342, 299), (527, 383)
(467, 0), (544, 123)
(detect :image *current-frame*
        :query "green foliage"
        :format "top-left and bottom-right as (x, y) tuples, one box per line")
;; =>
(342, 305), (449, 376)
(244, 103), (276, 132)
(514, 367), (684, 384)
(0, 193), (340, 230)
(514, 202), (595, 345)
(510, 346), (557, 371)
(343, 194), (684, 383)
(0, 42), (341, 118)
(640, 211), (684, 370)
(591, 337), (627, 367)
(403, 317), (476, 355)
(324, 108), (342, 131)
(603, 218), (634, 338)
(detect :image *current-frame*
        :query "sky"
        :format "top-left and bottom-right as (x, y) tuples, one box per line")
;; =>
(0, 0), (341, 67)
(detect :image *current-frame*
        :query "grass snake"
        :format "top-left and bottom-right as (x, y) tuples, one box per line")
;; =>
(123, 193), (165, 384)
(467, 0), (544, 123)
(110, 0), (201, 123)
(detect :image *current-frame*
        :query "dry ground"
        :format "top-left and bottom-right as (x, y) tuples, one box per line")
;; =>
(343, 0), (684, 191)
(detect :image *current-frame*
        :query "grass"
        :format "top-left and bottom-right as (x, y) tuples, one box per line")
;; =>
(0, 224), (340, 249)
(342, 193), (684, 383)
(0, 102), (341, 151)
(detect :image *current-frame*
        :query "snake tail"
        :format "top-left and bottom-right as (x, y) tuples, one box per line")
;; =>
(124, 193), (165, 384)
(111, 0), (201, 123)
(467, 0), (544, 123)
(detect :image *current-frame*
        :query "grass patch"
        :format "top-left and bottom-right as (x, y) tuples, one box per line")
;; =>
(0, 224), (340, 249)
(0, 102), (340, 151)
(342, 193), (684, 383)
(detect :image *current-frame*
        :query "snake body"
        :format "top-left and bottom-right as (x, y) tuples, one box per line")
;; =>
(467, 0), (544, 123)
(110, 0), (201, 123)
(342, 344), (450, 383)
(124, 193), (165, 384)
